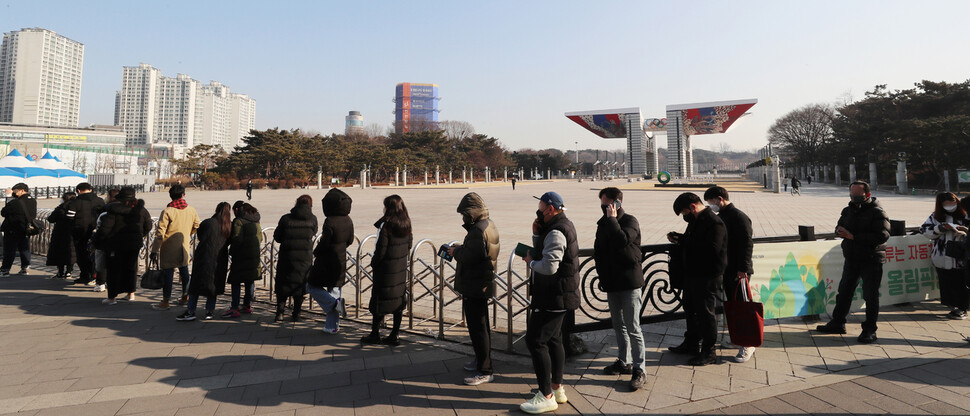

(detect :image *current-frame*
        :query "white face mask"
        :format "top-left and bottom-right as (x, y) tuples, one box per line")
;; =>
(943, 204), (958, 213)
(706, 202), (720, 214)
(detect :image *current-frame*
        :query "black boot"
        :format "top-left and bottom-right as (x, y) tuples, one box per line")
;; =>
(668, 340), (700, 355)
(275, 299), (285, 322)
(688, 349), (717, 366)
(292, 295), (303, 322)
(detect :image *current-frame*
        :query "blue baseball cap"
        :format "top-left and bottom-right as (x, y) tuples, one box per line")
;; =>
(533, 191), (565, 209)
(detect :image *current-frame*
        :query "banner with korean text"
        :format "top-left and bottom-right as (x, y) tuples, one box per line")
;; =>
(749, 235), (938, 319)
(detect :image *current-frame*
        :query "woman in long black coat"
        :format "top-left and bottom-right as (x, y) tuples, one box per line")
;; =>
(273, 195), (318, 322)
(46, 192), (77, 278)
(223, 202), (262, 318)
(92, 187), (152, 304)
(307, 188), (355, 334)
(363, 194), (413, 346)
(176, 202), (231, 321)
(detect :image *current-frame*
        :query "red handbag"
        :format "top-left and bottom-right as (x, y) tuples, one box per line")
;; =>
(724, 277), (764, 347)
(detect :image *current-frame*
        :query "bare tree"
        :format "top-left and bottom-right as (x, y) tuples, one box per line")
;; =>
(767, 103), (835, 166)
(364, 123), (388, 139)
(439, 120), (475, 141)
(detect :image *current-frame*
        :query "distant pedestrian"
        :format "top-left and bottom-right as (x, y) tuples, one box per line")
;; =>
(46, 192), (78, 279)
(177, 202), (231, 321)
(704, 186), (756, 363)
(449, 192), (500, 386)
(783, 176), (789, 192)
(667, 192), (727, 366)
(594, 187), (646, 390)
(362, 195), (412, 346)
(149, 184), (201, 310)
(511, 177), (517, 190)
(519, 191), (579, 414)
(807, 175), (813, 185)
(246, 179), (253, 201)
(0, 183), (37, 277)
(223, 202), (262, 318)
(67, 182), (104, 285)
(307, 188), (355, 334)
(273, 195), (318, 322)
(92, 187), (152, 305)
(919, 193), (968, 320)
(816, 181), (890, 343)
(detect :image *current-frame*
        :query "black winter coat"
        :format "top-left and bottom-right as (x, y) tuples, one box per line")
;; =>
(1, 194), (37, 236)
(369, 219), (412, 315)
(66, 192), (105, 232)
(46, 202), (77, 266)
(228, 212), (262, 284)
(593, 208), (644, 293)
(678, 208), (727, 281)
(837, 197), (890, 263)
(309, 189), (354, 289)
(453, 193), (500, 299)
(92, 201), (152, 252)
(273, 204), (318, 297)
(189, 217), (229, 297)
(718, 203), (754, 276)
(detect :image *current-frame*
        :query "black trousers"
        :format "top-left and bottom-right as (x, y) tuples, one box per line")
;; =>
(463, 297), (492, 375)
(371, 309), (403, 336)
(830, 259), (882, 332)
(526, 310), (565, 396)
(106, 249), (139, 299)
(276, 295), (305, 316)
(937, 267), (970, 311)
(683, 278), (719, 352)
(72, 229), (95, 281)
(1, 232), (30, 271)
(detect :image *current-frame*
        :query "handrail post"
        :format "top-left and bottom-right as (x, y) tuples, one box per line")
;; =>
(438, 248), (444, 340)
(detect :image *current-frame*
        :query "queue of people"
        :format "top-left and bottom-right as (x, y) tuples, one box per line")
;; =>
(2, 180), (968, 415)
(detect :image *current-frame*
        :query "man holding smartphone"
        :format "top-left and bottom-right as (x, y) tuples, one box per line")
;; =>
(448, 192), (500, 385)
(593, 187), (647, 390)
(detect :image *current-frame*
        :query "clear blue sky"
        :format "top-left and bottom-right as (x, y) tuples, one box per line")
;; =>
(3, 0), (968, 153)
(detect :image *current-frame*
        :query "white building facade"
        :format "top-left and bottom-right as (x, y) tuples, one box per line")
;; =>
(0, 28), (85, 127)
(117, 63), (254, 151)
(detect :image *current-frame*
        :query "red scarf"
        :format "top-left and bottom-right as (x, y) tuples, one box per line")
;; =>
(167, 198), (187, 209)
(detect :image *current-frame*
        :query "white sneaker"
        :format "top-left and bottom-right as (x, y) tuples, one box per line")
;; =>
(92, 284), (106, 292)
(321, 327), (338, 335)
(463, 373), (493, 386)
(733, 346), (755, 363)
(102, 298), (117, 305)
(553, 385), (568, 404)
(520, 392), (558, 414)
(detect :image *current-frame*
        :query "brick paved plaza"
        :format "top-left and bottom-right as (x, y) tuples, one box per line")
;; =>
(7, 179), (968, 415)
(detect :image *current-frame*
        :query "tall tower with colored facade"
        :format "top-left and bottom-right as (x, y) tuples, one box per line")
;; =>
(393, 82), (439, 133)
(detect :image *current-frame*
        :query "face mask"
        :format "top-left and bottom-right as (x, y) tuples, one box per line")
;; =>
(536, 209), (545, 224)
(601, 204), (609, 215)
(682, 213), (693, 223)
(850, 195), (866, 204)
(707, 203), (720, 214)
(943, 204), (958, 213)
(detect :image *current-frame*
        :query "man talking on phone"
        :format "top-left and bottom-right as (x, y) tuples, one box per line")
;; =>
(448, 192), (500, 386)
(593, 187), (647, 390)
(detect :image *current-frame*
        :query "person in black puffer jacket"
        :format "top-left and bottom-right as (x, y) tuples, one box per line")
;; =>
(363, 195), (412, 346)
(273, 195), (318, 322)
(67, 182), (105, 284)
(46, 192), (78, 278)
(176, 202), (231, 321)
(816, 181), (890, 344)
(449, 192), (500, 384)
(307, 188), (354, 334)
(92, 187), (152, 304)
(223, 202), (262, 318)
(1, 183), (37, 276)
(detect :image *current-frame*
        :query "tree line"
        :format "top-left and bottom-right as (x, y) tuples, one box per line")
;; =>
(767, 79), (970, 188)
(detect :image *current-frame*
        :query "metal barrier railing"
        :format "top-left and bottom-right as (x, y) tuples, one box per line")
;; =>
(24, 211), (685, 352)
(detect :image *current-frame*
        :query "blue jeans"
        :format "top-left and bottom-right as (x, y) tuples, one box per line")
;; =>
(607, 288), (646, 370)
(231, 282), (255, 309)
(161, 266), (190, 301)
(187, 294), (216, 314)
(307, 284), (341, 331)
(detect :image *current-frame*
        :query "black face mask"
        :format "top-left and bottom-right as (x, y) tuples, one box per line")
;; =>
(601, 204), (609, 215)
(536, 209), (545, 224)
(850, 195), (866, 204)
(682, 213), (693, 223)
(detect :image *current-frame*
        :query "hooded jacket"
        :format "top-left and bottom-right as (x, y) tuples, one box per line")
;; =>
(150, 203), (200, 269)
(46, 201), (77, 266)
(228, 210), (263, 284)
(273, 203), (318, 297)
(593, 207), (644, 293)
(309, 189), (355, 289)
(92, 201), (152, 252)
(453, 193), (500, 298)
(919, 212), (966, 270)
(837, 197), (890, 262)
